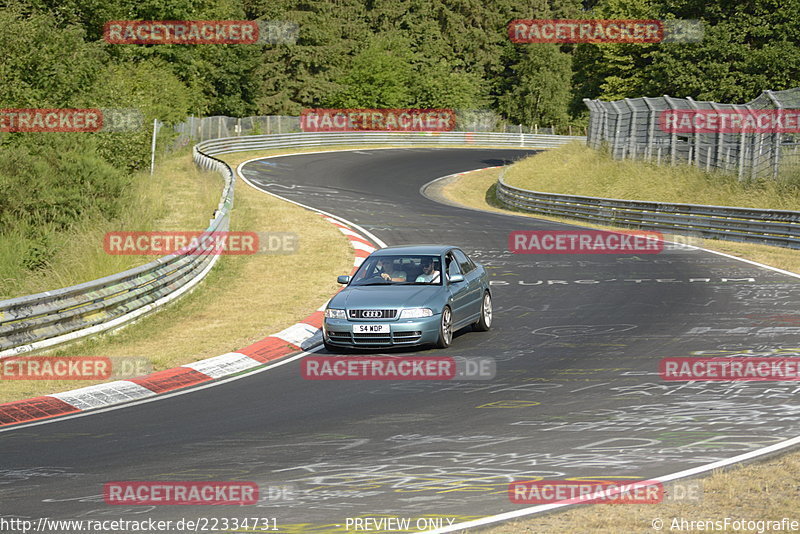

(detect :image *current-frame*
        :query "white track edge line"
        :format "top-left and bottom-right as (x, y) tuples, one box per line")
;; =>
(0, 152), (386, 431)
(419, 166), (800, 533)
(427, 433), (800, 533)
(0, 348), (324, 434)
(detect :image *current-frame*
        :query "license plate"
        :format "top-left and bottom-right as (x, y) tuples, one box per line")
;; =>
(353, 324), (389, 334)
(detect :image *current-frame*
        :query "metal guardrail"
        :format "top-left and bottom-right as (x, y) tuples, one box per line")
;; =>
(196, 131), (585, 156)
(496, 171), (800, 249)
(0, 152), (234, 358)
(0, 130), (579, 357)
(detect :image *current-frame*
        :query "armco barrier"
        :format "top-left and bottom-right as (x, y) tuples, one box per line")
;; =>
(195, 131), (585, 156)
(496, 170), (800, 249)
(0, 130), (580, 357)
(0, 154), (234, 358)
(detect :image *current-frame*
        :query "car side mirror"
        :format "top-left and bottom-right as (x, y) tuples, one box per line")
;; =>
(337, 275), (351, 284)
(448, 274), (465, 283)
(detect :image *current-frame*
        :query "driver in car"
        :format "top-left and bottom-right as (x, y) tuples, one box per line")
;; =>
(378, 260), (407, 282)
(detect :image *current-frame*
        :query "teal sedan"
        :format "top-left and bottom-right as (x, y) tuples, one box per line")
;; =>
(323, 245), (492, 351)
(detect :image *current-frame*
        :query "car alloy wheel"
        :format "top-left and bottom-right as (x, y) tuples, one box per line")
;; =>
(474, 292), (492, 332)
(436, 306), (453, 348)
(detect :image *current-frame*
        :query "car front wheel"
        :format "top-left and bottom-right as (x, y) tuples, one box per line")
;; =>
(473, 291), (492, 332)
(435, 306), (453, 348)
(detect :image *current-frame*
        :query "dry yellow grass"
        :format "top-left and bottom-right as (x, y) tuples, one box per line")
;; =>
(504, 142), (800, 211)
(1, 150), (352, 403)
(3, 143), (486, 403)
(436, 167), (800, 274)
(480, 453), (800, 533)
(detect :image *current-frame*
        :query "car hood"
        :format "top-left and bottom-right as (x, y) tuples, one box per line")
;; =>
(330, 285), (443, 311)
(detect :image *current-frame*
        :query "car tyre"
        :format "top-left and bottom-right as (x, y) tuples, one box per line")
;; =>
(473, 291), (492, 332)
(435, 306), (453, 349)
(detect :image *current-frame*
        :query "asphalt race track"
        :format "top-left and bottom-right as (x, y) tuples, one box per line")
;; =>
(2, 148), (800, 532)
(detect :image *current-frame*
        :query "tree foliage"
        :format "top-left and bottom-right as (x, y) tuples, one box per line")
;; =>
(1, 0), (798, 272)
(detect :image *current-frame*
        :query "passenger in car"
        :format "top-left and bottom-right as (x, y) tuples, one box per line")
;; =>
(379, 260), (407, 282)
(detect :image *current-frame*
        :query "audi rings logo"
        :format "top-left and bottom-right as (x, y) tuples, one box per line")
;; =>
(362, 310), (382, 318)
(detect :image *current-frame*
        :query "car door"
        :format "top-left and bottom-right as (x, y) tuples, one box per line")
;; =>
(445, 251), (471, 327)
(453, 248), (483, 319)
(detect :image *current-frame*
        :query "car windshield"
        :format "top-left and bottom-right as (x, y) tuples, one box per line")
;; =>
(350, 255), (442, 286)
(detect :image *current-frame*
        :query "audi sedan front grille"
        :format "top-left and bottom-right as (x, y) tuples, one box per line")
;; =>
(348, 309), (397, 319)
(329, 331), (423, 345)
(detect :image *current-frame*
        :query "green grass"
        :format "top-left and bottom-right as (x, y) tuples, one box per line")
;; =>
(0, 150), (221, 299)
(0, 148), (354, 403)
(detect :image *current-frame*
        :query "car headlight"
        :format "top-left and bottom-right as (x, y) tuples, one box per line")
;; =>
(325, 308), (346, 319)
(399, 308), (433, 319)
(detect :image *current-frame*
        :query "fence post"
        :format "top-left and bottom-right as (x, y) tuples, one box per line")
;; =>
(149, 119), (160, 176)
(624, 98), (637, 159)
(664, 95), (678, 166)
(709, 101), (724, 172)
(765, 90), (783, 179)
(686, 97), (702, 167)
(738, 106), (747, 181)
(643, 97), (656, 161)
(583, 99), (594, 146)
(610, 101), (623, 159)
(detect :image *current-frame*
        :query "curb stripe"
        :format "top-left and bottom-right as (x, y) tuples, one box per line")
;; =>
(49, 381), (156, 411)
(0, 396), (79, 425)
(237, 337), (295, 363)
(0, 155), (379, 429)
(182, 352), (260, 380)
(129, 368), (213, 394)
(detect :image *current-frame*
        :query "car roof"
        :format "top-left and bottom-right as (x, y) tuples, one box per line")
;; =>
(371, 244), (458, 256)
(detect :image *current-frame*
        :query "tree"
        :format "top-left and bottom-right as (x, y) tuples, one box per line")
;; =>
(498, 44), (573, 127)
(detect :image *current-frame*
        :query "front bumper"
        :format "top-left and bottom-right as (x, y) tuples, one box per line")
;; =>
(323, 315), (441, 347)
